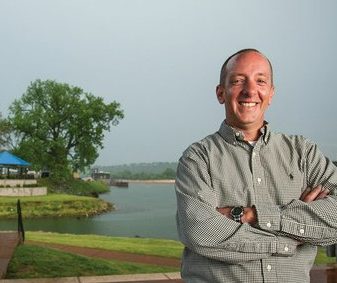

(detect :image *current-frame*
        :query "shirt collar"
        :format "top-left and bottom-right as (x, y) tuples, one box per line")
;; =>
(218, 120), (271, 145)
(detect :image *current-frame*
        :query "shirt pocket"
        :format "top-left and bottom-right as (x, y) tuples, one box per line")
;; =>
(265, 168), (305, 205)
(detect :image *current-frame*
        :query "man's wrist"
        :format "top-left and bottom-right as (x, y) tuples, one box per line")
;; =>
(216, 206), (257, 225)
(242, 206), (257, 225)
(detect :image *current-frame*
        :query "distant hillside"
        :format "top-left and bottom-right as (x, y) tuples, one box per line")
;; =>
(93, 162), (178, 180)
(91, 160), (337, 180)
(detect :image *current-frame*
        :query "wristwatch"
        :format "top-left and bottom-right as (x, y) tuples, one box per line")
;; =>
(231, 206), (244, 223)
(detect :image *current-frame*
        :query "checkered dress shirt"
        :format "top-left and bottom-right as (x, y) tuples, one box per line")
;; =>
(175, 121), (337, 283)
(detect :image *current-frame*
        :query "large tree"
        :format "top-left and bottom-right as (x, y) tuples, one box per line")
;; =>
(8, 79), (124, 177)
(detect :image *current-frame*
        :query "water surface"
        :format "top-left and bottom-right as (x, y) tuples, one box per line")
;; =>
(0, 183), (179, 240)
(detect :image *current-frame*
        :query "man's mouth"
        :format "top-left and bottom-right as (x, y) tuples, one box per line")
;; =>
(239, 102), (258, 107)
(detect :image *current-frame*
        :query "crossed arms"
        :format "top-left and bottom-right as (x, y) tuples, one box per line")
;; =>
(175, 140), (337, 263)
(216, 185), (330, 225)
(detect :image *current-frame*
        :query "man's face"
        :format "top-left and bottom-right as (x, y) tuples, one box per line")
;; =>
(216, 51), (274, 131)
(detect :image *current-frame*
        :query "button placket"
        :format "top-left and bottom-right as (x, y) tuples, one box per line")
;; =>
(261, 258), (277, 281)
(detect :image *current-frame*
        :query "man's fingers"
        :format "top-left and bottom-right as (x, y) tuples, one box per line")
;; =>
(301, 185), (323, 203)
(315, 188), (330, 200)
(299, 187), (311, 200)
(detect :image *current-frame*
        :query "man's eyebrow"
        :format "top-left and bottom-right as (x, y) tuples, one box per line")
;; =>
(257, 72), (269, 76)
(228, 72), (270, 79)
(228, 73), (246, 77)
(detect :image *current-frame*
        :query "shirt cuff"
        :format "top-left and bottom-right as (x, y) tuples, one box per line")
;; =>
(254, 204), (281, 231)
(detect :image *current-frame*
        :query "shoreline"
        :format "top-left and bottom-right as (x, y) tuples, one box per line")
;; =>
(125, 179), (175, 184)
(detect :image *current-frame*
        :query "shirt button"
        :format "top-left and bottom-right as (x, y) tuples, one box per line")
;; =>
(284, 246), (289, 252)
(257, 178), (262, 184)
(267, 264), (272, 271)
(266, 222), (272, 228)
(299, 228), (305, 234)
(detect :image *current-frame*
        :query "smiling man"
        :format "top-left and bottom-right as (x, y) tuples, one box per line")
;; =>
(175, 49), (337, 283)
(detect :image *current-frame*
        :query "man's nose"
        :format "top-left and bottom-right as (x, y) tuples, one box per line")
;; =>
(243, 80), (257, 96)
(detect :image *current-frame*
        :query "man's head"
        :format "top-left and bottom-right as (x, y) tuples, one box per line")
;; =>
(219, 48), (274, 86)
(216, 49), (275, 135)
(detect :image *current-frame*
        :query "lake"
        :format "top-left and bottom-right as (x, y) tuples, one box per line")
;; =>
(0, 183), (179, 240)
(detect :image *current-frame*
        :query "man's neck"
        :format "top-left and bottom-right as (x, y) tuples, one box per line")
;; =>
(225, 120), (264, 141)
(241, 129), (261, 141)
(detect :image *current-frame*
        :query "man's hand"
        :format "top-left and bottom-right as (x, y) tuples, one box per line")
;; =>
(300, 185), (329, 203)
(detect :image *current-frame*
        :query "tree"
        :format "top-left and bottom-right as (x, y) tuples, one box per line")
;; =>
(0, 114), (10, 150)
(0, 113), (22, 151)
(8, 79), (124, 178)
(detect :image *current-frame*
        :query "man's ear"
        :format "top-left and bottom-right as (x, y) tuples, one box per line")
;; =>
(216, 85), (226, 104)
(268, 86), (275, 105)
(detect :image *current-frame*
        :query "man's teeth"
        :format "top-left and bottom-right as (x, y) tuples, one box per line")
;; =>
(240, 102), (257, 107)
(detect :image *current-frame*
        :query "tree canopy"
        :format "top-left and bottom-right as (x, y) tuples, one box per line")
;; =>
(0, 114), (12, 150)
(8, 79), (124, 178)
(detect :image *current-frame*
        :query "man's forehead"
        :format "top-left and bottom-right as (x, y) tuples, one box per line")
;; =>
(228, 51), (269, 69)
(226, 51), (272, 76)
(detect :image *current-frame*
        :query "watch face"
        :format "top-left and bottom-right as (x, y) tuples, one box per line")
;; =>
(232, 206), (243, 215)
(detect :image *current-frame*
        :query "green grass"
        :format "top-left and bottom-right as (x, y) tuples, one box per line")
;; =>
(0, 194), (112, 218)
(6, 244), (179, 279)
(26, 231), (184, 258)
(38, 178), (110, 196)
(315, 247), (337, 265)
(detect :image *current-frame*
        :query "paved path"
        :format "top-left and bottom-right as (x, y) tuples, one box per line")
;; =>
(0, 232), (21, 279)
(0, 272), (183, 283)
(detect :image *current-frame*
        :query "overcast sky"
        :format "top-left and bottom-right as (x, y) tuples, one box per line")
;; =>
(1, 0), (336, 166)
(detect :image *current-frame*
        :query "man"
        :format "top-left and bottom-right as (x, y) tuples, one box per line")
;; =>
(175, 49), (337, 283)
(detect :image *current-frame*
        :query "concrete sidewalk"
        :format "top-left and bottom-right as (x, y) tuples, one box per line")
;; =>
(0, 272), (183, 283)
(1, 267), (337, 283)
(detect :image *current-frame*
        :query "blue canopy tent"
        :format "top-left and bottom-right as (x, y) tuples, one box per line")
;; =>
(0, 151), (31, 178)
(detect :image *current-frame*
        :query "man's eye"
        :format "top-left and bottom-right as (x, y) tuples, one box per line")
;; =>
(231, 79), (244, 85)
(257, 79), (267, 84)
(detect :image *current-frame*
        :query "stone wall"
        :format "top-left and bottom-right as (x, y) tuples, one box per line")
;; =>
(0, 179), (37, 187)
(0, 187), (47, 196)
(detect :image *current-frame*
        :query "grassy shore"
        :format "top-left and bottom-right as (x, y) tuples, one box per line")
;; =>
(0, 179), (113, 218)
(0, 194), (112, 218)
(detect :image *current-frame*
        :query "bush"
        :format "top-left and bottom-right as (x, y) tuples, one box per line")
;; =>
(38, 178), (109, 196)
